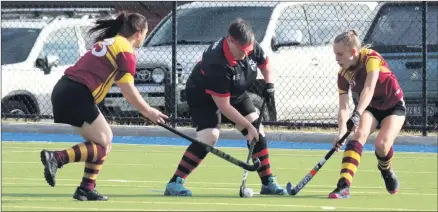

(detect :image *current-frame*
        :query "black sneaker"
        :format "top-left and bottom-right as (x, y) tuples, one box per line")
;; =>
(379, 166), (399, 194)
(40, 150), (62, 187)
(73, 187), (109, 201)
(328, 180), (350, 199)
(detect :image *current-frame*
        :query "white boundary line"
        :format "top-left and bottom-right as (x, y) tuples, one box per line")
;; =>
(0, 197), (429, 211)
(1, 205), (204, 211)
(2, 181), (437, 196)
(2, 143), (437, 158)
(2, 149), (436, 160)
(3, 141), (437, 154)
(2, 161), (436, 174)
(2, 178), (437, 195)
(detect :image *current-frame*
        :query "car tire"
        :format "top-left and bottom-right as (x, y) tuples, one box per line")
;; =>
(2, 100), (30, 116)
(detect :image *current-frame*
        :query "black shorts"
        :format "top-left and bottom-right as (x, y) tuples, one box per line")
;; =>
(51, 75), (100, 128)
(365, 100), (406, 125)
(188, 92), (256, 132)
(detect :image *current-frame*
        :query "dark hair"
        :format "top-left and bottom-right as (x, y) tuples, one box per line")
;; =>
(88, 11), (148, 43)
(227, 18), (254, 45)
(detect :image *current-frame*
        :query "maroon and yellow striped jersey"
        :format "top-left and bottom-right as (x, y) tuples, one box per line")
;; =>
(64, 35), (136, 104)
(338, 48), (403, 110)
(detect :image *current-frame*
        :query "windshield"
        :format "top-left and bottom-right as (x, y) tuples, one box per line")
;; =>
(365, 4), (437, 52)
(147, 6), (273, 47)
(1, 28), (41, 65)
(304, 3), (375, 45)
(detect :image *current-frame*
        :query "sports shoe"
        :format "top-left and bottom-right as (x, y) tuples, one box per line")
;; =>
(73, 186), (108, 201)
(260, 176), (288, 195)
(40, 150), (62, 187)
(379, 165), (399, 194)
(328, 179), (350, 199)
(164, 177), (192, 196)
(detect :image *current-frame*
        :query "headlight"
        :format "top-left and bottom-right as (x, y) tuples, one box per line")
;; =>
(152, 68), (165, 83)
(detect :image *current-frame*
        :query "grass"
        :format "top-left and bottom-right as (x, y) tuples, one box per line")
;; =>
(2, 142), (437, 211)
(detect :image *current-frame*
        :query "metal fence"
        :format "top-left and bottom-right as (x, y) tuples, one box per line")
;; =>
(1, 1), (437, 135)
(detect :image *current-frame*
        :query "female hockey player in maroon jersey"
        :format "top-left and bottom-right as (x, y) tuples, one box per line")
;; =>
(329, 30), (405, 199)
(40, 12), (168, 201)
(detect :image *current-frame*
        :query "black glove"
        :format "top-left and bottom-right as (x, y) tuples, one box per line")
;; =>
(346, 110), (361, 132)
(263, 83), (275, 103)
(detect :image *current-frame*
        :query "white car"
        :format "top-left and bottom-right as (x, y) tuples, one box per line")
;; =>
(104, 1), (378, 122)
(1, 8), (113, 118)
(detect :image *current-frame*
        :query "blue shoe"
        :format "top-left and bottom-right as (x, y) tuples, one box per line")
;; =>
(164, 177), (192, 196)
(260, 176), (288, 195)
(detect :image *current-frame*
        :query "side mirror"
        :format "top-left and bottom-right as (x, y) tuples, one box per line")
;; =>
(46, 54), (60, 68)
(35, 54), (59, 75)
(273, 29), (304, 50)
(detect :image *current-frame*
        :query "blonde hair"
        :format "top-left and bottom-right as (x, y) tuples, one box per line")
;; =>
(334, 30), (372, 51)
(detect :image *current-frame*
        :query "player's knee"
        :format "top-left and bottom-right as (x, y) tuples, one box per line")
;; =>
(353, 129), (368, 143)
(197, 128), (219, 146)
(374, 136), (391, 152)
(244, 112), (259, 123)
(93, 131), (112, 153)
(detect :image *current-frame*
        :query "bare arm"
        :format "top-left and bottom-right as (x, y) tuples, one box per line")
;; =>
(260, 61), (274, 84)
(212, 95), (252, 129)
(338, 94), (350, 135)
(355, 69), (379, 114)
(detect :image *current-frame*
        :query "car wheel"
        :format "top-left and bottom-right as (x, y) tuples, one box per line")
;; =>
(2, 100), (30, 115)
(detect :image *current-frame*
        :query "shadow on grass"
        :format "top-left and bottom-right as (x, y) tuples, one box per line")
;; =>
(3, 193), (73, 198)
(3, 192), (331, 200)
(107, 193), (329, 199)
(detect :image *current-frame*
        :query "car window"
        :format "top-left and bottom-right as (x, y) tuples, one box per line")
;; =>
(304, 3), (374, 45)
(147, 6), (274, 47)
(40, 27), (80, 65)
(338, 3), (376, 37)
(276, 6), (311, 45)
(79, 26), (96, 50)
(366, 4), (437, 51)
(1, 28), (41, 65)
(276, 3), (374, 46)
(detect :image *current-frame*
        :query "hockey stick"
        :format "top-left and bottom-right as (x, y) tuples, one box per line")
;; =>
(239, 99), (267, 197)
(157, 122), (261, 172)
(286, 130), (352, 195)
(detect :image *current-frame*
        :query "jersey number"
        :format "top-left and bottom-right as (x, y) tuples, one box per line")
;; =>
(91, 38), (115, 57)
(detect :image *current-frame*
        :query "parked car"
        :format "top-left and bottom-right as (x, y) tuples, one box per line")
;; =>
(1, 8), (115, 118)
(103, 1), (378, 123)
(362, 2), (438, 125)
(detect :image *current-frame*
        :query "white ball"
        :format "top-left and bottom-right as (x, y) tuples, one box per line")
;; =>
(243, 188), (254, 198)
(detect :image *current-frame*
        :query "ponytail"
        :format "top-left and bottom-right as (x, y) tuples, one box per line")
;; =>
(89, 12), (127, 43)
(88, 11), (148, 44)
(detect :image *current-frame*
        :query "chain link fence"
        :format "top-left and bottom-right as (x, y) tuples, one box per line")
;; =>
(1, 1), (437, 134)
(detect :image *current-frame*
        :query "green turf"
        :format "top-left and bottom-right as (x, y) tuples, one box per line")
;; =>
(2, 142), (437, 211)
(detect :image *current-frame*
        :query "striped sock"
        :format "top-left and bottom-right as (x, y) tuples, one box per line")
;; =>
(55, 141), (105, 165)
(376, 146), (394, 170)
(80, 152), (107, 191)
(170, 143), (208, 183)
(54, 141), (107, 191)
(339, 140), (363, 187)
(250, 135), (272, 185)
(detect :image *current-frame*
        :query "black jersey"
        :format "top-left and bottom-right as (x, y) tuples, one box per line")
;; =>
(185, 37), (269, 107)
